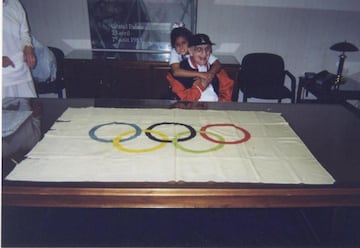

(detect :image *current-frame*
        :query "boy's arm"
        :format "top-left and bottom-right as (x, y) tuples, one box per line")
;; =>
(209, 59), (222, 75)
(166, 72), (205, 101)
(204, 60), (222, 84)
(171, 63), (204, 78)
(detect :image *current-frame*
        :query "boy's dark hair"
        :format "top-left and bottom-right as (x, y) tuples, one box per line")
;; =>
(170, 27), (193, 48)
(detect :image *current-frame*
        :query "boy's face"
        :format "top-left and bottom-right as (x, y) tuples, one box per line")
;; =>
(189, 45), (211, 65)
(174, 36), (189, 56)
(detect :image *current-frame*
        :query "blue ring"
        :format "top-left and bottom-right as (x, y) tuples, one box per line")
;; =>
(89, 122), (142, 143)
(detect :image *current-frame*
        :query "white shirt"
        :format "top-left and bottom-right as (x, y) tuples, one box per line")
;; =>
(3, 0), (34, 86)
(187, 58), (219, 102)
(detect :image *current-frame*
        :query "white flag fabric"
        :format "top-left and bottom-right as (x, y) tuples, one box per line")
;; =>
(6, 107), (335, 184)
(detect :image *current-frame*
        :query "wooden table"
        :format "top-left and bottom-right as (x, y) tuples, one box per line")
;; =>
(296, 76), (360, 103)
(3, 98), (360, 208)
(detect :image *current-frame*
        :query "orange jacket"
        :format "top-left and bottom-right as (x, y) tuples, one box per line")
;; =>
(217, 69), (234, 102)
(166, 69), (234, 102)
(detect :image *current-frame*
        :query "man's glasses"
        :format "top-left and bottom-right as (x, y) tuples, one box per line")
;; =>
(193, 46), (211, 53)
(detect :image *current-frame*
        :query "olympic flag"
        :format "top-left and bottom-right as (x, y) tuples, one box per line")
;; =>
(6, 107), (335, 184)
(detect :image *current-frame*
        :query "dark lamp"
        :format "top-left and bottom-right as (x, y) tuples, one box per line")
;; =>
(330, 41), (359, 52)
(330, 41), (359, 88)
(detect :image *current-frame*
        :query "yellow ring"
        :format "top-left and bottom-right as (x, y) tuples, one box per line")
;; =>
(113, 129), (169, 153)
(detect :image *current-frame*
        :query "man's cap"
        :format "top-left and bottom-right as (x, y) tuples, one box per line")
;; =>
(189, 34), (215, 47)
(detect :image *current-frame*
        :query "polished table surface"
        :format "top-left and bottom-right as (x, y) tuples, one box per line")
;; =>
(297, 76), (360, 103)
(2, 98), (360, 208)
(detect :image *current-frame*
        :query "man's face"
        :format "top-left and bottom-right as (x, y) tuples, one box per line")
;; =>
(190, 45), (211, 65)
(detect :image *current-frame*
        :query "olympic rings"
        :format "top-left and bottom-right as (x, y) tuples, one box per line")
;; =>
(200, 124), (251, 144)
(113, 129), (169, 153)
(145, 122), (196, 143)
(89, 122), (141, 143)
(173, 130), (224, 153)
(89, 121), (251, 154)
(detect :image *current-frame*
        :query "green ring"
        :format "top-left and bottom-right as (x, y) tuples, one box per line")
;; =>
(173, 130), (224, 153)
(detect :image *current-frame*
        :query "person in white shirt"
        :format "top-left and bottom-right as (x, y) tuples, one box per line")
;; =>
(2, 0), (37, 98)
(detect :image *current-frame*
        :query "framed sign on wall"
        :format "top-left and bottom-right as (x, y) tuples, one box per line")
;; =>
(87, 0), (197, 52)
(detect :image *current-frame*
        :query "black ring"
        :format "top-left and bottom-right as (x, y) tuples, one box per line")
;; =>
(145, 122), (196, 143)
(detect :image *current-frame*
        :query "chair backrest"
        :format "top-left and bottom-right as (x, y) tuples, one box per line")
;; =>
(240, 53), (286, 90)
(33, 46), (65, 97)
(49, 47), (66, 97)
(48, 47), (65, 83)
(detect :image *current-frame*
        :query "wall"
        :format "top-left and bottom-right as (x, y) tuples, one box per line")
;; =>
(20, 0), (91, 54)
(20, 0), (360, 98)
(197, 0), (360, 82)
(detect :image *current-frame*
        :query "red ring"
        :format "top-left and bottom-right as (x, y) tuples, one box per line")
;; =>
(200, 123), (251, 144)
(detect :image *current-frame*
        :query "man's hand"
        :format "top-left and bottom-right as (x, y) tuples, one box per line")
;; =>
(23, 45), (36, 69)
(2, 56), (15, 68)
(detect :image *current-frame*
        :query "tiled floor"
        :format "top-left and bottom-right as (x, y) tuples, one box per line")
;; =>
(2, 207), (359, 247)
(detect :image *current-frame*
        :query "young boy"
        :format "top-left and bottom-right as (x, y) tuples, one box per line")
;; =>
(167, 33), (234, 102)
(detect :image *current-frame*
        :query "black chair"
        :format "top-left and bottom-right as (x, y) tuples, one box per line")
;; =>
(34, 47), (65, 98)
(239, 53), (296, 103)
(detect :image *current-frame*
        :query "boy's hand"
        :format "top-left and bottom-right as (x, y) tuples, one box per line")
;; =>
(204, 72), (215, 84)
(196, 72), (208, 81)
(194, 78), (209, 88)
(196, 72), (215, 84)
